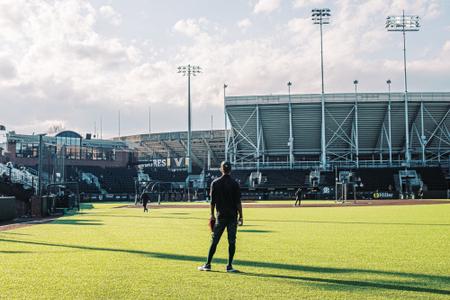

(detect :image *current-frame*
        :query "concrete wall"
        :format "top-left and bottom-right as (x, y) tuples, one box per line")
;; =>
(0, 197), (16, 221)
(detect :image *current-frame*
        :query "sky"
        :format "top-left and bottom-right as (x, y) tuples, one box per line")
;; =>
(0, 0), (449, 138)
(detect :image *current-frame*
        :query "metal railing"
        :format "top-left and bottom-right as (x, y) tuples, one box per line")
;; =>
(0, 163), (38, 190)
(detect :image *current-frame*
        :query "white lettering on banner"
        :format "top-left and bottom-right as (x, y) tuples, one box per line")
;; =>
(141, 158), (185, 168)
(174, 158), (184, 167)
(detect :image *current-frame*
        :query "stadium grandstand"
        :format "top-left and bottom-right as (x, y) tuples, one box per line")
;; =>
(1, 91), (449, 218)
(222, 91), (450, 200)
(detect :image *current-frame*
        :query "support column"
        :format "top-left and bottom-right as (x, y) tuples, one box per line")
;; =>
(207, 150), (211, 170)
(288, 84), (294, 169)
(224, 84), (228, 162)
(388, 96), (393, 165)
(420, 101), (426, 165)
(256, 105), (260, 172)
(354, 91), (359, 168)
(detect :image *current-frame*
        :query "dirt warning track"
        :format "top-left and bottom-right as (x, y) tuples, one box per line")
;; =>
(122, 199), (450, 209)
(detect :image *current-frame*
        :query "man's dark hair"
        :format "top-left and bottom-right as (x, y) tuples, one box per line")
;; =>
(221, 161), (232, 174)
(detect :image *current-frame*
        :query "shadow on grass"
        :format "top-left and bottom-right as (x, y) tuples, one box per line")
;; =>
(50, 219), (103, 226)
(0, 232), (30, 236)
(250, 219), (450, 227)
(239, 229), (273, 233)
(0, 237), (448, 296)
(233, 271), (450, 295)
(0, 250), (32, 254)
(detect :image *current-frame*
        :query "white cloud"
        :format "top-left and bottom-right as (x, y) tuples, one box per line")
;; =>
(293, 0), (324, 9)
(99, 5), (122, 26)
(253, 0), (281, 14)
(173, 18), (203, 37)
(0, 0), (448, 136)
(172, 18), (215, 42)
(237, 18), (252, 31)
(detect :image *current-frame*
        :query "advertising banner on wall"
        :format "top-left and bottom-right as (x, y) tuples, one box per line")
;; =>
(138, 157), (187, 169)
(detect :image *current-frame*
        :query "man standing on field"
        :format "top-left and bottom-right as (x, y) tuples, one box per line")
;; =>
(198, 161), (243, 273)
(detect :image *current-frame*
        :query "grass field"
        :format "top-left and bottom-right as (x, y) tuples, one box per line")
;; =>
(1, 203), (450, 299)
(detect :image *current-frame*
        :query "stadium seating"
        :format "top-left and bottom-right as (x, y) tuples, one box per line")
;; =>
(415, 167), (447, 191)
(76, 166), (137, 194)
(258, 169), (309, 188)
(143, 167), (188, 183)
(356, 168), (397, 191)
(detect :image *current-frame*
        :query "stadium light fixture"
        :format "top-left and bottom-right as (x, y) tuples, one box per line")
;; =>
(386, 10), (420, 165)
(312, 8), (331, 169)
(178, 64), (201, 174)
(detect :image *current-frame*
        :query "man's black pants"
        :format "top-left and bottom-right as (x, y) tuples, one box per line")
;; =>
(206, 216), (237, 266)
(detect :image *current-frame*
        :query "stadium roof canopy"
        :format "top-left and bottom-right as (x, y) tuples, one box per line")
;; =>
(225, 92), (450, 169)
(118, 130), (226, 169)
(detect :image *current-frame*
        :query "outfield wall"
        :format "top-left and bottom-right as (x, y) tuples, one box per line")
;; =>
(0, 196), (16, 221)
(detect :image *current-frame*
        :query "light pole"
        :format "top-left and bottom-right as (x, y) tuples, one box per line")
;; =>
(178, 64), (201, 174)
(386, 79), (393, 165)
(312, 8), (331, 170)
(287, 82), (294, 169)
(386, 11), (420, 165)
(224, 84), (228, 162)
(353, 80), (359, 168)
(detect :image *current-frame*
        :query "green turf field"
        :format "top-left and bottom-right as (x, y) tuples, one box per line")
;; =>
(1, 203), (450, 299)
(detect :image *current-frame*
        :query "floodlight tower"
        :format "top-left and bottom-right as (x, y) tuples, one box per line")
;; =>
(312, 8), (331, 170)
(386, 11), (420, 165)
(178, 64), (201, 174)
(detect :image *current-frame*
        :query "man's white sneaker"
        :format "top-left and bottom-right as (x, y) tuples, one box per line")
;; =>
(198, 264), (211, 271)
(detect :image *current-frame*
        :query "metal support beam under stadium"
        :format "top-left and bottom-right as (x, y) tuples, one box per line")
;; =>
(425, 106), (450, 148)
(354, 80), (359, 168)
(326, 107), (355, 164)
(228, 108), (257, 151)
(224, 84), (228, 162)
(256, 104), (260, 171)
(202, 138), (218, 167)
(388, 88), (393, 165)
(420, 101), (426, 165)
(288, 82), (294, 169)
(179, 140), (203, 170)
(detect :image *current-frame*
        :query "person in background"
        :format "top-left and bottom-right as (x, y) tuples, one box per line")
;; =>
(294, 187), (305, 207)
(141, 192), (150, 212)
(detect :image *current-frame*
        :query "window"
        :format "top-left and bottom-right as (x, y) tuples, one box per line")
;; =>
(15, 143), (39, 158)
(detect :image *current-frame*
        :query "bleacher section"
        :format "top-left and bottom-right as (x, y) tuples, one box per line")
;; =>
(68, 166), (136, 194)
(259, 170), (309, 189)
(232, 170), (252, 187)
(320, 171), (335, 187)
(415, 167), (447, 191)
(356, 168), (397, 191)
(143, 167), (188, 183)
